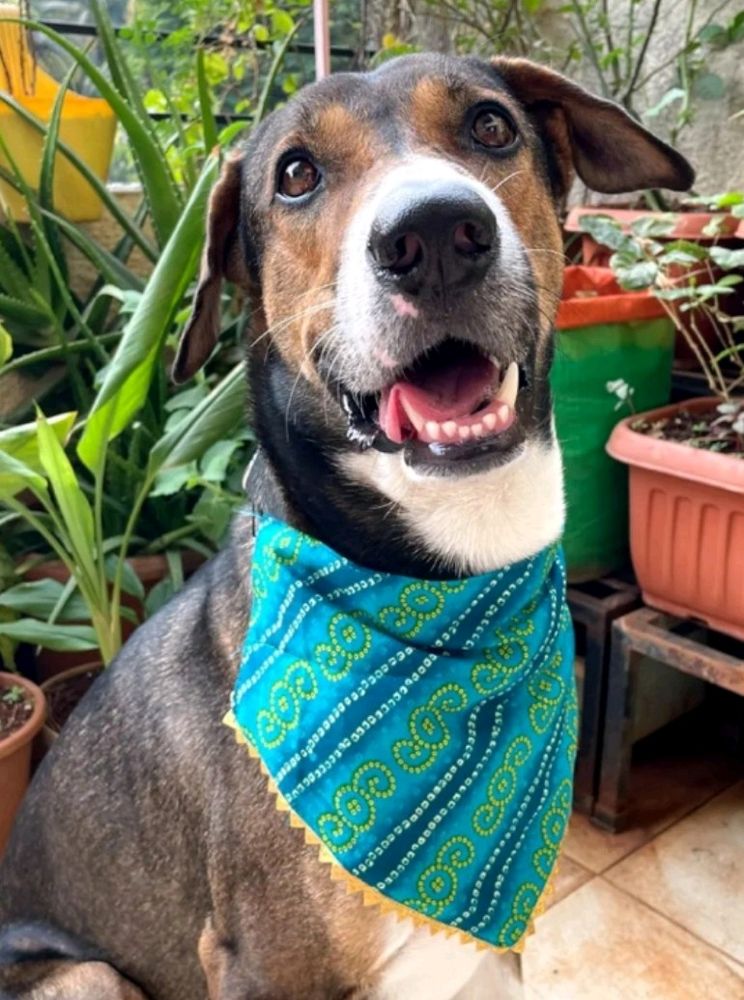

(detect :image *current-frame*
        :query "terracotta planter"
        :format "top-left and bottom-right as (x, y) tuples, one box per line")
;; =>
(24, 552), (203, 681)
(0, 672), (46, 856)
(40, 662), (103, 747)
(564, 207), (744, 368)
(607, 398), (744, 640)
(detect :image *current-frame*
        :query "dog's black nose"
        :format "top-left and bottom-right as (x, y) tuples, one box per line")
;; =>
(368, 180), (497, 300)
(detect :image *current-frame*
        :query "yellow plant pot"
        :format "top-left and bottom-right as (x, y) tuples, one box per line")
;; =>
(0, 8), (116, 222)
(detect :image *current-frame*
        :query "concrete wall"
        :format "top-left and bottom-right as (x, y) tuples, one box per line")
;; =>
(389, 0), (744, 196)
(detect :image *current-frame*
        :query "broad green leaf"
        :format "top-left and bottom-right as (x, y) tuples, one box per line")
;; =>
(732, 11), (744, 43)
(150, 463), (196, 497)
(0, 412), (75, 475)
(0, 618), (98, 651)
(0, 449), (47, 498)
(698, 23), (728, 46)
(16, 17), (181, 244)
(36, 411), (98, 589)
(611, 253), (658, 290)
(104, 556), (145, 600)
(660, 239), (709, 261)
(0, 579), (89, 621)
(189, 488), (233, 543)
(709, 191), (744, 209)
(271, 10), (295, 36)
(630, 215), (676, 238)
(710, 246), (744, 269)
(692, 72), (725, 101)
(199, 438), (241, 482)
(148, 361), (246, 474)
(144, 575), (177, 617)
(578, 214), (637, 254)
(164, 384), (209, 412)
(77, 155), (219, 473)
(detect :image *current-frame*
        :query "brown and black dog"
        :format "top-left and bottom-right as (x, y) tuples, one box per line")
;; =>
(0, 54), (692, 1000)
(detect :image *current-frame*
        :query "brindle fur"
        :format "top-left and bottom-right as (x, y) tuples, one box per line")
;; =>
(0, 53), (692, 999)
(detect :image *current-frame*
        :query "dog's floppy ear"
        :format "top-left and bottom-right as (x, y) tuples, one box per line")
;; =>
(492, 57), (695, 197)
(172, 150), (250, 383)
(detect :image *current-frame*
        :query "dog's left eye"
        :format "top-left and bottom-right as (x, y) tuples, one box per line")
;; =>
(471, 107), (518, 150)
(278, 156), (321, 199)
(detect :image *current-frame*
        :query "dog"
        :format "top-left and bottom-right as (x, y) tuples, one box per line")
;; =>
(0, 52), (692, 1000)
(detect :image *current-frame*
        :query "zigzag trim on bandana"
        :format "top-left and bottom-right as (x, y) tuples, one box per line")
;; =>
(225, 712), (565, 953)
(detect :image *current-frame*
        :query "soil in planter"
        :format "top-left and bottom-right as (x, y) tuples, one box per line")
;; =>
(0, 680), (34, 742)
(631, 403), (744, 457)
(45, 669), (100, 733)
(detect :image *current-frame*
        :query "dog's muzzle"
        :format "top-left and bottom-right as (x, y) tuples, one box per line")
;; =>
(367, 180), (497, 303)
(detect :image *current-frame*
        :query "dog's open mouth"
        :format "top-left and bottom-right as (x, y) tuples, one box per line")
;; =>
(341, 339), (528, 471)
(379, 345), (517, 445)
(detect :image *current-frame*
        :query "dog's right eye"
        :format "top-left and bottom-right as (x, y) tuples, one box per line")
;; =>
(278, 156), (321, 200)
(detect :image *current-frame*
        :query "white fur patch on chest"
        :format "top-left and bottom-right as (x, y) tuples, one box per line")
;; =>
(371, 917), (523, 1000)
(339, 439), (564, 575)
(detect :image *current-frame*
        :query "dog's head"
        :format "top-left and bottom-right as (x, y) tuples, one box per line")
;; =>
(175, 54), (693, 572)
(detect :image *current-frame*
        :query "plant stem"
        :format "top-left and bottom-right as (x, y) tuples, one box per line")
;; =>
(0, 332), (122, 378)
(569, 0), (611, 98)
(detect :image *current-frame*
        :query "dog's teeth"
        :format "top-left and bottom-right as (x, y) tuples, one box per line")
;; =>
(459, 425), (472, 441)
(483, 413), (497, 431)
(425, 420), (441, 441)
(497, 403), (510, 422)
(495, 361), (519, 409)
(470, 422), (485, 438)
(442, 421), (458, 439)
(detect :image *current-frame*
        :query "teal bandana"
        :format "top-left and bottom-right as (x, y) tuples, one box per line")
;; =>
(230, 516), (577, 951)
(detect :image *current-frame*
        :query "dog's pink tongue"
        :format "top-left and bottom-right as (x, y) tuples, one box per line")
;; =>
(379, 353), (495, 444)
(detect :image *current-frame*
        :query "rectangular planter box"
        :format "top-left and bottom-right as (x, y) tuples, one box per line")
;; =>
(607, 398), (744, 640)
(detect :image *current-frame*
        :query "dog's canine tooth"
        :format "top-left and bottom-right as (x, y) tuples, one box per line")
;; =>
(495, 361), (519, 409)
(482, 413), (498, 430)
(497, 403), (510, 422)
(425, 420), (441, 441)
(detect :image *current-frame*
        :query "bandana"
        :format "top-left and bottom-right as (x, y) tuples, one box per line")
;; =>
(228, 516), (576, 951)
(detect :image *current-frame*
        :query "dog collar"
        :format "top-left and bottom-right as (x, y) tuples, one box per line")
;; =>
(228, 516), (576, 952)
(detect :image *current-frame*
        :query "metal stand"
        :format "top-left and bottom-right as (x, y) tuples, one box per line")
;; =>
(567, 575), (641, 814)
(594, 607), (744, 832)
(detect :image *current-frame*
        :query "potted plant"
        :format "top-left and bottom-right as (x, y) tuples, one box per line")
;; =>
(0, 342), (248, 735)
(566, 201), (742, 269)
(0, 670), (45, 855)
(601, 212), (744, 638)
(0, 3), (265, 729)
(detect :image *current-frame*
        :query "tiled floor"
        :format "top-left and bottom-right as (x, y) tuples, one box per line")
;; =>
(522, 745), (744, 999)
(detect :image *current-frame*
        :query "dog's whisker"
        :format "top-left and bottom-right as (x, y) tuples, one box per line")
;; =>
(490, 168), (527, 193)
